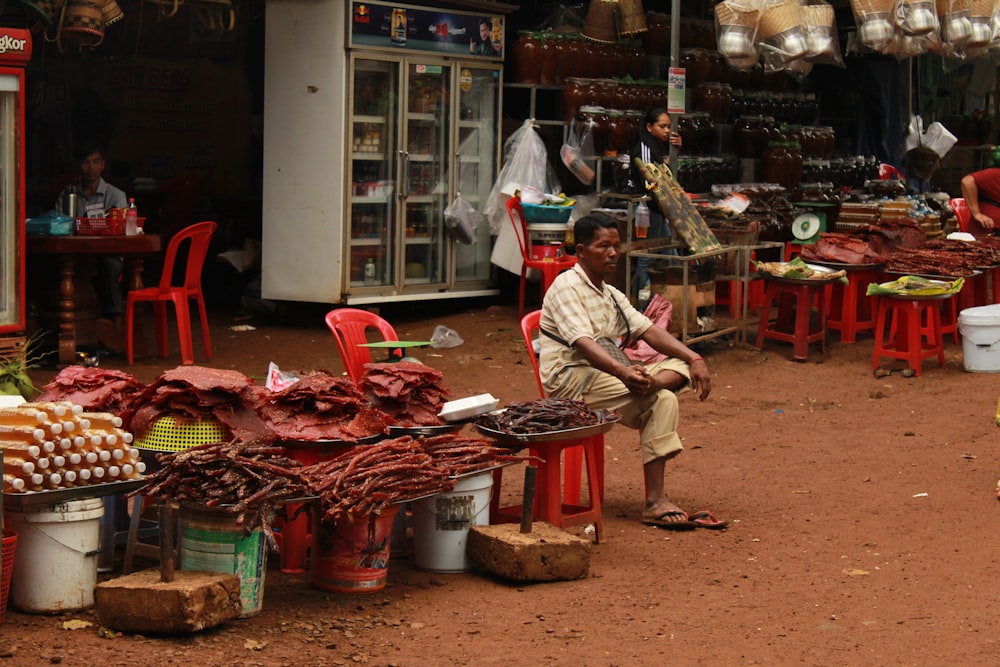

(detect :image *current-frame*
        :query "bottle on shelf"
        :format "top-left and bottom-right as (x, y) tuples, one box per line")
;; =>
(364, 258), (377, 285)
(634, 200), (650, 239)
(125, 198), (139, 236)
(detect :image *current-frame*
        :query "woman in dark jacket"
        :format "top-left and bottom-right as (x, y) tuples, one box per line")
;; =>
(628, 107), (682, 300)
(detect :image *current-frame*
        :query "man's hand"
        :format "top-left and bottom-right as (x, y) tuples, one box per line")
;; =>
(974, 212), (995, 230)
(688, 358), (711, 401)
(620, 365), (653, 396)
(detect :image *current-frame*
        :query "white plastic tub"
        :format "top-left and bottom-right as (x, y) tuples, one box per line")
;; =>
(959, 303), (1000, 372)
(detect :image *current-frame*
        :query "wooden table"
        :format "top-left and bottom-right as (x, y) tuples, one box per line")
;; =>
(27, 234), (161, 365)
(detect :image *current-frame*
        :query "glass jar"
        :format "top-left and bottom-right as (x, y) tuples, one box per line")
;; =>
(596, 78), (619, 109)
(675, 114), (699, 155)
(628, 39), (646, 79)
(696, 82), (733, 124)
(693, 112), (715, 155)
(817, 126), (835, 159)
(563, 77), (590, 123)
(762, 142), (803, 190)
(680, 48), (710, 89)
(539, 34), (556, 86)
(551, 34), (568, 86)
(512, 31), (541, 84)
(733, 115), (768, 159)
(580, 106), (610, 156)
(625, 109), (643, 149)
(607, 110), (631, 156)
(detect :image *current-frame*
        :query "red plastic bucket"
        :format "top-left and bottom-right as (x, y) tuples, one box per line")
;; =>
(310, 506), (398, 594)
(1, 529), (17, 624)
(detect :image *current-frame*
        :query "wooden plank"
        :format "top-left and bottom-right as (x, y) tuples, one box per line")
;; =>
(633, 158), (722, 255)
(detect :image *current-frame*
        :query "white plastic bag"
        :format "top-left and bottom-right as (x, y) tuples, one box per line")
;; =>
(484, 119), (562, 235)
(444, 194), (482, 244)
(429, 325), (464, 349)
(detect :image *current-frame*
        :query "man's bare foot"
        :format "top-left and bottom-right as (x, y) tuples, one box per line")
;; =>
(641, 498), (694, 529)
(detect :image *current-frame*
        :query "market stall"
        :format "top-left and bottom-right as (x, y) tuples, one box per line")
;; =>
(0, 358), (620, 628)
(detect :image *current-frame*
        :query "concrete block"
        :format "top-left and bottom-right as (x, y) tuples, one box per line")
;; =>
(95, 569), (242, 634)
(467, 522), (591, 582)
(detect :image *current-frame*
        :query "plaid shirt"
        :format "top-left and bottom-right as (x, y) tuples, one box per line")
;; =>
(538, 263), (652, 398)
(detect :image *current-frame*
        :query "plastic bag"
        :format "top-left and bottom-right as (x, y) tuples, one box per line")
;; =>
(429, 325), (464, 349)
(444, 194), (483, 244)
(561, 114), (597, 185)
(484, 119), (562, 235)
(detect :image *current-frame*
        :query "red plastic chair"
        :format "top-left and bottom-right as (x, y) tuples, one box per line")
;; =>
(492, 310), (604, 542)
(879, 163), (905, 180)
(126, 220), (217, 365)
(324, 308), (400, 382)
(506, 197), (577, 317)
(950, 197), (970, 233)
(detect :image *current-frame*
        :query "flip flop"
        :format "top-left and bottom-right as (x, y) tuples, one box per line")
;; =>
(641, 509), (696, 531)
(689, 510), (728, 530)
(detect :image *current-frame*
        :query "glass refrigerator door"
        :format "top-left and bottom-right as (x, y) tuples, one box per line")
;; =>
(400, 62), (451, 288)
(347, 58), (399, 290)
(0, 73), (20, 330)
(454, 65), (500, 284)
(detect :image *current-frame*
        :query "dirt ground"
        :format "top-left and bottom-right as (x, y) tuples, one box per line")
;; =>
(3, 293), (1000, 667)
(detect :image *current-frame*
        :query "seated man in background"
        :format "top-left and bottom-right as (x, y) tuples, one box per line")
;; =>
(960, 164), (1000, 238)
(55, 141), (129, 350)
(538, 213), (717, 530)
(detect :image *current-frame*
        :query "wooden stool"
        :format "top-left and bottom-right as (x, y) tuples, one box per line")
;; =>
(490, 434), (604, 543)
(755, 278), (829, 360)
(872, 295), (946, 376)
(827, 267), (879, 343)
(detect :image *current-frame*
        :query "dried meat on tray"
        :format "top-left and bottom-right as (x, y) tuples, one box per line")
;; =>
(359, 361), (451, 427)
(255, 369), (392, 442)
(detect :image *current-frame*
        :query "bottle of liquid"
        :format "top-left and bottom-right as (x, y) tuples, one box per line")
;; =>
(634, 200), (650, 239)
(125, 198), (139, 236)
(3, 473), (26, 493)
(364, 258), (377, 285)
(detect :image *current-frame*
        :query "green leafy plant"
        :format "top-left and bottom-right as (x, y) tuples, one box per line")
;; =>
(0, 332), (47, 400)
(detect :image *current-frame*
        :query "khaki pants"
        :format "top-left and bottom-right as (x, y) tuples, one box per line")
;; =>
(580, 358), (691, 464)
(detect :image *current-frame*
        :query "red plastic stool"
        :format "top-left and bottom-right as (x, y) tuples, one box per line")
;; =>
(827, 268), (879, 343)
(939, 293), (960, 344)
(277, 441), (355, 574)
(490, 434), (604, 543)
(872, 295), (945, 376)
(755, 278), (829, 360)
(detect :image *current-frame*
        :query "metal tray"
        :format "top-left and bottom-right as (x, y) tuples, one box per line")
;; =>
(473, 413), (621, 445)
(806, 259), (883, 270)
(388, 423), (465, 437)
(277, 432), (386, 448)
(761, 262), (844, 284)
(3, 479), (146, 510)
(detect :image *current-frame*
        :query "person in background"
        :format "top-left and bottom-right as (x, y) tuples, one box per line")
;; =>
(55, 141), (128, 349)
(470, 19), (499, 56)
(539, 213), (720, 531)
(960, 163), (1000, 238)
(627, 107), (683, 301)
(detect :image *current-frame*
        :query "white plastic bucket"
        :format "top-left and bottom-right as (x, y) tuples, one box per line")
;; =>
(5, 497), (104, 613)
(959, 303), (1000, 372)
(412, 472), (493, 573)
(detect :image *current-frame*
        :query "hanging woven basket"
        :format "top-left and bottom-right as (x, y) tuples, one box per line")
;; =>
(98, 0), (123, 27)
(50, 0), (105, 48)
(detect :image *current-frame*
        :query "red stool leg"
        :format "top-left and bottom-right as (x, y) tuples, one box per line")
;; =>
(278, 503), (309, 574)
(563, 446), (583, 505)
(536, 444), (565, 527)
(792, 284), (813, 360)
(872, 298), (891, 370)
(755, 282), (776, 350)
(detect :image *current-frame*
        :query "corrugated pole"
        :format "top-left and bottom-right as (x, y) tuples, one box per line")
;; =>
(669, 0), (681, 168)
